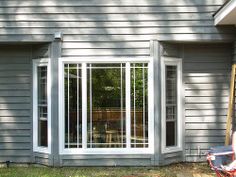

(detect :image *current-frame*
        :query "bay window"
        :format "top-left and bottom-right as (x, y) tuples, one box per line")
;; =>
(59, 58), (154, 154)
(33, 59), (51, 153)
(161, 57), (182, 153)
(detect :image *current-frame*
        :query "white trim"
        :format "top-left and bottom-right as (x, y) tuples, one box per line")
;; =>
(33, 58), (51, 154)
(161, 57), (183, 154)
(148, 61), (155, 152)
(59, 58), (64, 154)
(214, 0), (236, 25)
(58, 57), (154, 155)
(82, 63), (87, 149)
(126, 62), (131, 149)
(60, 148), (154, 155)
(59, 57), (151, 63)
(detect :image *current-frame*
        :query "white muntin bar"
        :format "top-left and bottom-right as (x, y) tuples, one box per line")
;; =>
(120, 63), (124, 147)
(67, 64), (70, 148)
(82, 63), (87, 149)
(133, 64), (136, 147)
(89, 64), (93, 148)
(126, 62), (131, 148)
(77, 64), (80, 148)
(142, 64), (146, 147)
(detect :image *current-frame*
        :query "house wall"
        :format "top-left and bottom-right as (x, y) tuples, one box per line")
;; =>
(0, 44), (51, 165)
(0, 45), (32, 163)
(159, 43), (232, 164)
(0, 0), (235, 166)
(183, 43), (232, 162)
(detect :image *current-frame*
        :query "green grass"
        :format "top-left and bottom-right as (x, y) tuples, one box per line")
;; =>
(0, 163), (214, 177)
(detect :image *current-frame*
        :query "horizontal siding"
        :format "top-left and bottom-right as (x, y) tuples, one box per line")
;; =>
(183, 43), (231, 162)
(34, 153), (51, 166)
(0, 45), (32, 163)
(61, 154), (153, 166)
(0, 0), (233, 166)
(0, 0), (234, 57)
(160, 152), (183, 165)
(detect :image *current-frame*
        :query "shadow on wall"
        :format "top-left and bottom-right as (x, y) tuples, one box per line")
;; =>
(0, 0), (234, 164)
(0, 0), (235, 56)
(183, 43), (232, 162)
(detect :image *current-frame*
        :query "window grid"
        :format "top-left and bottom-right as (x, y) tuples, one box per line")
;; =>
(33, 58), (51, 154)
(63, 62), (149, 150)
(162, 57), (182, 154)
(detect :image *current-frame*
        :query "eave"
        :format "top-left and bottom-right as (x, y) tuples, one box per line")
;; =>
(214, 0), (236, 26)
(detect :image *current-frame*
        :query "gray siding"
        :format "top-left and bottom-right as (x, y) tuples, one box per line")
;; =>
(61, 155), (154, 166)
(183, 43), (232, 162)
(0, 0), (235, 166)
(0, 44), (51, 165)
(0, 45), (32, 163)
(34, 153), (51, 166)
(160, 43), (232, 164)
(0, 0), (235, 55)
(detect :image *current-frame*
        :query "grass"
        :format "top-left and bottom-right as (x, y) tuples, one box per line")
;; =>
(0, 163), (214, 177)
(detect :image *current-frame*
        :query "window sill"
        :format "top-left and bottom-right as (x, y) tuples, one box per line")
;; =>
(60, 148), (154, 155)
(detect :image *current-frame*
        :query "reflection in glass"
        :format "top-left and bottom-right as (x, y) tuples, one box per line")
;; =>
(87, 64), (126, 148)
(38, 66), (48, 147)
(64, 64), (82, 148)
(166, 65), (177, 147)
(63, 62), (150, 149)
(131, 63), (148, 148)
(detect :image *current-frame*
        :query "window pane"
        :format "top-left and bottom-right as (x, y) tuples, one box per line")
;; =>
(37, 66), (48, 147)
(131, 63), (148, 148)
(87, 64), (126, 148)
(64, 64), (82, 148)
(166, 65), (177, 147)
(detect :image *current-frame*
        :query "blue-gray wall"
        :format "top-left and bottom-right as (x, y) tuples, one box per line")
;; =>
(0, 0), (235, 166)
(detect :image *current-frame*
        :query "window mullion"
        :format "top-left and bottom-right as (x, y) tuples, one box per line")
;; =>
(67, 65), (70, 148)
(89, 64), (92, 148)
(82, 63), (87, 149)
(133, 64), (136, 147)
(142, 64), (146, 147)
(126, 62), (131, 148)
(121, 64), (124, 148)
(77, 64), (79, 148)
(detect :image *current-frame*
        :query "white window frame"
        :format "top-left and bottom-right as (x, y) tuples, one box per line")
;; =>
(161, 57), (183, 154)
(58, 57), (154, 155)
(33, 58), (51, 154)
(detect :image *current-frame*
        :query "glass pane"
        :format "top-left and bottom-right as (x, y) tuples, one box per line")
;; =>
(87, 63), (126, 148)
(166, 65), (177, 147)
(37, 66), (48, 147)
(166, 121), (176, 146)
(131, 63), (148, 148)
(64, 64), (82, 148)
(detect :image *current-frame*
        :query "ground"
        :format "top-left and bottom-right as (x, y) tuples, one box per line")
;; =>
(0, 163), (216, 177)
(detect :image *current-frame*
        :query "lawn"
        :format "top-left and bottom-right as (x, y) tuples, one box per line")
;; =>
(0, 163), (214, 177)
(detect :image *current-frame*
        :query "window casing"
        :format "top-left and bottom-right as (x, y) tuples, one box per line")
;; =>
(59, 58), (154, 154)
(161, 57), (182, 153)
(33, 59), (51, 153)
